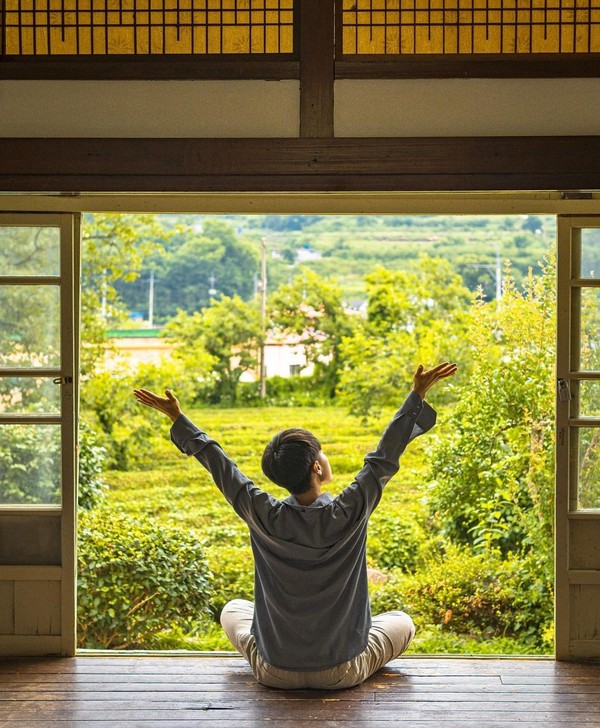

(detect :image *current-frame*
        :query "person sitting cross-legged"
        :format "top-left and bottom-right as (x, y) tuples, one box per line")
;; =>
(133, 361), (457, 690)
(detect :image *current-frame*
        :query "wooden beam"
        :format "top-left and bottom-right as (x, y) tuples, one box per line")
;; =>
(336, 55), (600, 79)
(2, 137), (600, 192)
(299, 1), (335, 137)
(0, 58), (300, 81)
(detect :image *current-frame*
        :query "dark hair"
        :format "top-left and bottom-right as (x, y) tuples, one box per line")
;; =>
(261, 428), (321, 495)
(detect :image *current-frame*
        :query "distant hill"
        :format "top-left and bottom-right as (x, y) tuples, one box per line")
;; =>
(115, 214), (556, 321)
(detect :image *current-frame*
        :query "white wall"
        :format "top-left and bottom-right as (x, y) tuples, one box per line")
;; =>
(335, 79), (600, 137)
(2, 77), (600, 138)
(0, 80), (299, 137)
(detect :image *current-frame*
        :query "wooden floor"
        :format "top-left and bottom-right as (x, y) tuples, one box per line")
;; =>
(1, 655), (600, 727)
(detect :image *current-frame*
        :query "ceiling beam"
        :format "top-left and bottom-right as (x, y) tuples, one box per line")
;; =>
(2, 136), (600, 192)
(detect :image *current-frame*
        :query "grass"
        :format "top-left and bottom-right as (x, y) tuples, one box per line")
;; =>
(103, 404), (427, 534)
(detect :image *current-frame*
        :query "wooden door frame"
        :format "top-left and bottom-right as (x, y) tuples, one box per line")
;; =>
(555, 215), (600, 660)
(2, 192), (600, 661)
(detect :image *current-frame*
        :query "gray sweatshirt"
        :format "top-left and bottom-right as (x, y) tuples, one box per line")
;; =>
(170, 390), (436, 671)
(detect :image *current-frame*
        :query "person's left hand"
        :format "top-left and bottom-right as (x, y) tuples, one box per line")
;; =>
(133, 388), (183, 423)
(412, 362), (458, 400)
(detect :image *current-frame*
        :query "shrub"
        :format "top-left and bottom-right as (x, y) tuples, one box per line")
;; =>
(205, 545), (254, 619)
(150, 618), (235, 651)
(427, 263), (555, 561)
(78, 421), (107, 511)
(77, 509), (213, 648)
(236, 375), (331, 408)
(370, 543), (552, 644)
(408, 628), (549, 655)
(367, 507), (425, 572)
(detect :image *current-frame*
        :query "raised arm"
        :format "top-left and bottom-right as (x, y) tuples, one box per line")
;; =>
(133, 387), (261, 521)
(336, 362), (457, 516)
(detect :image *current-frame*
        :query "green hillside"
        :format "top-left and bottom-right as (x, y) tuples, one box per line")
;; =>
(112, 214), (555, 321)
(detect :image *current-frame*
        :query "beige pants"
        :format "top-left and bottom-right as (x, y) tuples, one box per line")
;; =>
(220, 598), (415, 690)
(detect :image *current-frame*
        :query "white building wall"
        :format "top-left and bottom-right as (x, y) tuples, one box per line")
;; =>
(264, 343), (311, 379)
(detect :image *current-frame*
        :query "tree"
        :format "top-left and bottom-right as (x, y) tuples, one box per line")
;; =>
(338, 256), (472, 419)
(116, 219), (259, 322)
(81, 213), (171, 374)
(269, 269), (354, 397)
(82, 359), (202, 470)
(522, 215), (544, 234)
(164, 295), (264, 404)
(0, 226), (60, 371)
(426, 258), (556, 624)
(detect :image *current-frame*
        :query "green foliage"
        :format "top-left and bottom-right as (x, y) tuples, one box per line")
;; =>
(364, 256), (471, 333)
(237, 375), (332, 407)
(93, 397), (553, 653)
(0, 424), (60, 504)
(339, 256), (472, 419)
(237, 214), (554, 302)
(578, 428), (600, 508)
(0, 288), (60, 369)
(427, 260), (555, 564)
(149, 619), (234, 651)
(522, 215), (544, 234)
(205, 545), (255, 618)
(115, 218), (259, 322)
(77, 509), (213, 649)
(417, 260), (556, 651)
(78, 421), (108, 511)
(367, 506), (425, 572)
(81, 213), (172, 374)
(370, 543), (552, 645)
(270, 268), (355, 397)
(578, 284), (600, 507)
(81, 359), (199, 470)
(407, 629), (550, 655)
(0, 227), (61, 369)
(164, 295), (263, 404)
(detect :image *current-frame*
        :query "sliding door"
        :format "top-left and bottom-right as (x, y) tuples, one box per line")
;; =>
(0, 214), (79, 656)
(556, 216), (600, 660)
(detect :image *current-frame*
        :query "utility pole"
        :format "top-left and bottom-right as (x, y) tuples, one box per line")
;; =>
(148, 269), (155, 327)
(101, 269), (107, 319)
(461, 245), (503, 308)
(208, 273), (217, 297)
(495, 247), (502, 304)
(260, 237), (267, 399)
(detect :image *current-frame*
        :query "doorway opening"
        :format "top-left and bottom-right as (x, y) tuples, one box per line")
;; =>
(76, 211), (559, 656)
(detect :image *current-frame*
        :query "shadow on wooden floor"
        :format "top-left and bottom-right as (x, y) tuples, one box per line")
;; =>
(1, 655), (600, 727)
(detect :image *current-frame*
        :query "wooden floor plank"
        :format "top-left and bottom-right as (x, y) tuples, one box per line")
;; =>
(7, 723), (598, 728)
(3, 707), (600, 722)
(1, 657), (600, 727)
(1, 698), (600, 712)
(2, 684), (600, 698)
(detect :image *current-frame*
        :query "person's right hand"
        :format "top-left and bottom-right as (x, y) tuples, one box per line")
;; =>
(412, 362), (458, 400)
(133, 387), (183, 423)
